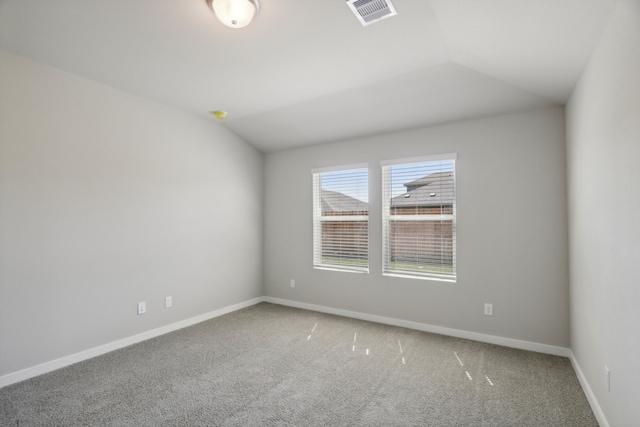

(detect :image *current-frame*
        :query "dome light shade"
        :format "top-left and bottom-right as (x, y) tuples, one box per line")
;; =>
(208, 0), (260, 29)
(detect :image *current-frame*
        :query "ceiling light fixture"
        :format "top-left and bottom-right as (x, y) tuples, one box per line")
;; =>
(206, 0), (260, 29)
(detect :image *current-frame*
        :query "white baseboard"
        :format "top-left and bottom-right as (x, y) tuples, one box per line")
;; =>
(264, 297), (571, 357)
(0, 297), (265, 389)
(569, 351), (609, 427)
(3, 295), (606, 426)
(0, 295), (578, 393)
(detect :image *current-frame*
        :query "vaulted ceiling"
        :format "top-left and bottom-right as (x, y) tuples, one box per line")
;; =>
(0, 0), (620, 152)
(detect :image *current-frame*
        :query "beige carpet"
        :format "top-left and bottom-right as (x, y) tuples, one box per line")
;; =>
(0, 302), (597, 426)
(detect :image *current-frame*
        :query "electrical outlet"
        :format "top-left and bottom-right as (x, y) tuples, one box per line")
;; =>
(137, 301), (146, 315)
(165, 296), (173, 308)
(605, 366), (610, 391)
(484, 303), (493, 316)
(290, 279), (295, 288)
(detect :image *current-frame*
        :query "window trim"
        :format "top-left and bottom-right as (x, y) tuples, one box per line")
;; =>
(381, 154), (457, 282)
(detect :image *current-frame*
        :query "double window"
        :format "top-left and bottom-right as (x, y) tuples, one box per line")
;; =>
(312, 154), (456, 281)
(312, 165), (369, 273)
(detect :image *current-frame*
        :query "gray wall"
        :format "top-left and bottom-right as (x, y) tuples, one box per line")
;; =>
(264, 107), (569, 347)
(566, 0), (640, 425)
(0, 50), (263, 377)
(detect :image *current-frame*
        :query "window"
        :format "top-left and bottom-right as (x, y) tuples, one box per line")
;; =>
(382, 154), (456, 281)
(312, 165), (369, 273)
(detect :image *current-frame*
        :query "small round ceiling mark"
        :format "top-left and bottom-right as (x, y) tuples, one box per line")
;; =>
(211, 110), (228, 120)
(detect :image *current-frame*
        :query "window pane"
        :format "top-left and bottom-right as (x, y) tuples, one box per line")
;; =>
(313, 166), (369, 273)
(321, 220), (368, 269)
(382, 157), (456, 281)
(389, 220), (454, 275)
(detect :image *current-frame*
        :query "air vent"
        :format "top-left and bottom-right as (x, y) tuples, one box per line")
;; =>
(347, 0), (397, 26)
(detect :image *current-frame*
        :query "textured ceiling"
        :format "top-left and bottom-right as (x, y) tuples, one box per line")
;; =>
(0, 0), (620, 152)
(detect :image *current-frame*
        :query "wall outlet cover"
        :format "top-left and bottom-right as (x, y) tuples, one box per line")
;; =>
(484, 303), (493, 316)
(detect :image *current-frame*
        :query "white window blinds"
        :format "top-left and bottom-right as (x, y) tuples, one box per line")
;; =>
(381, 155), (456, 281)
(312, 165), (369, 273)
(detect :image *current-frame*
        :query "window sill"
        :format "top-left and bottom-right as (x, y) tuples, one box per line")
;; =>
(383, 272), (456, 283)
(314, 266), (369, 274)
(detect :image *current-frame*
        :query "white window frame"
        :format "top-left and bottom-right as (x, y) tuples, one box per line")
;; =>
(381, 154), (457, 282)
(312, 164), (369, 273)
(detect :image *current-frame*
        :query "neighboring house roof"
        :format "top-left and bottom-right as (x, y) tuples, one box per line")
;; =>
(322, 190), (368, 213)
(391, 172), (454, 207)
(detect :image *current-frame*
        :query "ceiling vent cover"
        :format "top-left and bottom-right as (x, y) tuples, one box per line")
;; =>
(347, 0), (397, 26)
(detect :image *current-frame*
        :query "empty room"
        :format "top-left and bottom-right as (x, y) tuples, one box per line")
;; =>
(0, 0), (638, 426)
